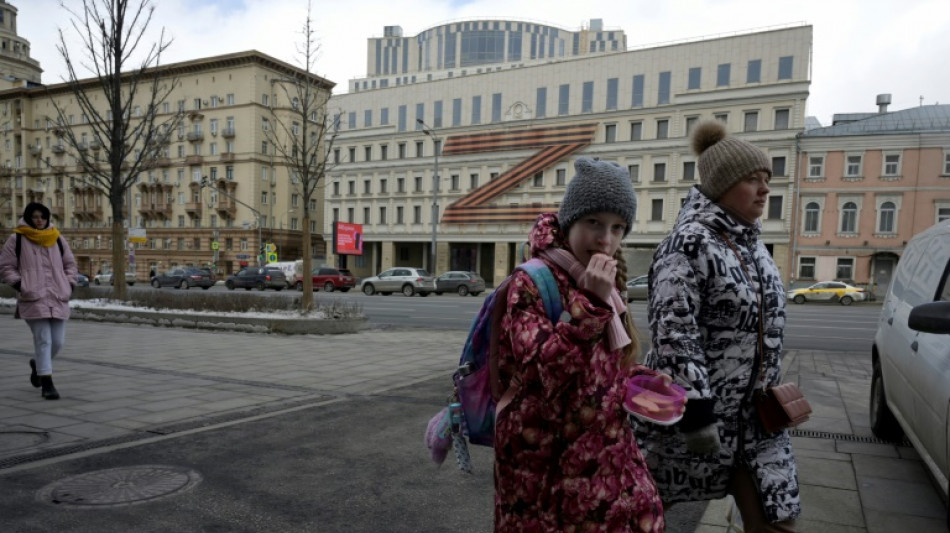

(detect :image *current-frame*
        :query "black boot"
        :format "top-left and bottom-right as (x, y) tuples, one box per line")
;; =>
(40, 375), (59, 400)
(29, 359), (40, 388)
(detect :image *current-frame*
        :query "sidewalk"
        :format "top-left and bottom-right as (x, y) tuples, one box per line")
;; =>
(0, 319), (946, 532)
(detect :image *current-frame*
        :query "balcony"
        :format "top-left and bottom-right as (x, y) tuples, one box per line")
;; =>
(153, 157), (172, 167)
(51, 144), (66, 154)
(29, 145), (42, 156)
(215, 198), (236, 217)
(51, 206), (64, 220)
(89, 139), (102, 150)
(221, 127), (235, 138)
(185, 202), (202, 216)
(220, 152), (234, 162)
(153, 203), (172, 218)
(77, 142), (88, 152)
(185, 155), (203, 165)
(186, 131), (204, 142)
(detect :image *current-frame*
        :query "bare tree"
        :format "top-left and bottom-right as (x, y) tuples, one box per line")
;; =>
(50, 0), (182, 299)
(264, 3), (338, 312)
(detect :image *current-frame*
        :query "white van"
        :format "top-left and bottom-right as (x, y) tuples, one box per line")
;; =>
(266, 260), (303, 288)
(871, 220), (950, 519)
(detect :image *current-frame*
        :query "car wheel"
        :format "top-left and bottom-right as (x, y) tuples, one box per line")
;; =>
(870, 359), (904, 442)
(244, 287), (251, 291)
(402, 284), (415, 297)
(151, 279), (160, 288)
(226, 281), (235, 290)
(257, 281), (266, 291)
(457, 285), (469, 296)
(296, 281), (303, 291)
(362, 284), (376, 296)
(180, 280), (189, 290)
(839, 295), (853, 306)
(793, 295), (805, 304)
(275, 286), (283, 291)
(94, 279), (101, 285)
(324, 282), (335, 292)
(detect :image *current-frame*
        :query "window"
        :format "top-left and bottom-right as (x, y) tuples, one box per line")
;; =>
(808, 156), (824, 178)
(397, 177), (405, 193)
(261, 191), (268, 205)
(558, 84), (570, 115)
(364, 207), (370, 224)
(332, 182), (340, 196)
(656, 119), (669, 139)
(452, 98), (462, 126)
(532, 172), (543, 187)
(363, 180), (371, 194)
(348, 181), (355, 195)
(840, 202), (857, 233)
(226, 93), (235, 106)
(845, 155), (863, 177)
(772, 156), (786, 177)
(381, 107), (389, 126)
(883, 153), (901, 176)
(413, 206), (422, 224)
(798, 257), (816, 279)
(937, 205), (950, 224)
(606, 78), (618, 110)
(747, 59), (761, 83)
(556, 169), (566, 186)
(878, 201), (897, 233)
(836, 257), (854, 281)
(682, 161), (695, 181)
(630, 121), (642, 141)
(650, 199), (664, 221)
(632, 74), (644, 108)
(774, 109), (790, 130)
(581, 81), (594, 113)
(685, 116), (699, 136)
(628, 164), (640, 183)
(449, 174), (459, 190)
(767, 196), (783, 219)
(398, 143), (406, 159)
(714, 112), (728, 124)
(536, 87), (547, 118)
(688, 67), (701, 90)
(415, 176), (423, 192)
(364, 146), (372, 162)
(716, 63), (731, 86)
(381, 145), (388, 160)
(471, 95), (481, 124)
(491, 93), (502, 122)
(415, 141), (424, 157)
(743, 111), (758, 132)
(944, 152), (950, 175)
(653, 162), (666, 182)
(803, 202), (820, 233)
(778, 56), (794, 80)
(396, 206), (404, 224)
(470, 173), (479, 189)
(379, 206), (387, 224)
(657, 71), (671, 105)
(604, 124), (616, 143)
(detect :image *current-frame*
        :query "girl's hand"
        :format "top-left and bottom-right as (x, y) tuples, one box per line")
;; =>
(579, 253), (617, 303)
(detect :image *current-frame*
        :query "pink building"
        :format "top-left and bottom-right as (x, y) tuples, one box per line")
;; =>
(791, 97), (950, 297)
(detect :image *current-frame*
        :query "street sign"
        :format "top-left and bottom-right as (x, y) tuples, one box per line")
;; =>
(211, 241), (220, 250)
(129, 228), (147, 243)
(236, 254), (249, 259)
(265, 243), (276, 253)
(266, 252), (278, 263)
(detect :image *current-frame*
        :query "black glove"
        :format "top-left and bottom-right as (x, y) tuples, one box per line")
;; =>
(684, 424), (721, 455)
(12, 281), (20, 292)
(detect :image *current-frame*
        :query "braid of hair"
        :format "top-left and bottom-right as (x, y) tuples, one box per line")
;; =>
(613, 250), (641, 369)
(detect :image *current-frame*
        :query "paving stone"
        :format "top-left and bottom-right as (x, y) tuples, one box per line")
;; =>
(852, 454), (931, 484)
(857, 476), (945, 519)
(800, 485), (864, 526)
(836, 440), (900, 458)
(864, 508), (948, 533)
(797, 518), (867, 533)
(798, 456), (858, 490)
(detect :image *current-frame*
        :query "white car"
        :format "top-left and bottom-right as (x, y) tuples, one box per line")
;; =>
(93, 271), (138, 286)
(870, 220), (950, 523)
(360, 267), (436, 297)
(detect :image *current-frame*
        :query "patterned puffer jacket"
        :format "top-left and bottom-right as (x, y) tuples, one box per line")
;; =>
(494, 213), (665, 533)
(634, 186), (801, 523)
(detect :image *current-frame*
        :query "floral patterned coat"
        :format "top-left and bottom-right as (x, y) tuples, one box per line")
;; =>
(493, 213), (664, 533)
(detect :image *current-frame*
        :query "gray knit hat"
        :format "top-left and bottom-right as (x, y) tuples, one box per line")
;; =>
(558, 157), (637, 236)
(692, 121), (771, 201)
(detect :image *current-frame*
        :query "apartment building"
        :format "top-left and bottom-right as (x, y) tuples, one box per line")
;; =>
(0, 49), (333, 277)
(328, 20), (812, 286)
(0, 1), (40, 90)
(792, 97), (950, 297)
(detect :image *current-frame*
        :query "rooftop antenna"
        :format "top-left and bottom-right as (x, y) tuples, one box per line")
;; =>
(919, 95), (924, 106)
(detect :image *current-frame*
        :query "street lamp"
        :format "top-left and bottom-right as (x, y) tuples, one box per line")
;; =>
(417, 118), (440, 274)
(200, 176), (265, 265)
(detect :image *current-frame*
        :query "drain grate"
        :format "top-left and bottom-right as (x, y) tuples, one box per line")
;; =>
(36, 465), (202, 508)
(789, 429), (911, 447)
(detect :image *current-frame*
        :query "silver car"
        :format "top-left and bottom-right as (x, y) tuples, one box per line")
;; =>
(360, 267), (436, 297)
(625, 274), (648, 302)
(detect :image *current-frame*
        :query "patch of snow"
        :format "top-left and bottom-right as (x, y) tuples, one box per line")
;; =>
(0, 297), (328, 320)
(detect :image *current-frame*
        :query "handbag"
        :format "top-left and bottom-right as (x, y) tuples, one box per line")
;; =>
(719, 232), (812, 434)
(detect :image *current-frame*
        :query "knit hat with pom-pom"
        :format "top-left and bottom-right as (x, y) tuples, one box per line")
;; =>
(692, 121), (771, 201)
(558, 157), (637, 236)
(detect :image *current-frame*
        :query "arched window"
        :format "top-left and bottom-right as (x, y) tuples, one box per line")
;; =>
(840, 202), (857, 233)
(879, 201), (896, 233)
(804, 202), (820, 233)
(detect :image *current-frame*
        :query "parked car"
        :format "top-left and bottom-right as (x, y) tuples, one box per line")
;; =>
(266, 260), (302, 288)
(151, 267), (216, 290)
(76, 273), (90, 287)
(93, 271), (138, 286)
(360, 267), (436, 297)
(435, 271), (485, 296)
(870, 220), (950, 520)
(786, 281), (867, 305)
(298, 266), (357, 292)
(625, 274), (648, 302)
(224, 267), (287, 291)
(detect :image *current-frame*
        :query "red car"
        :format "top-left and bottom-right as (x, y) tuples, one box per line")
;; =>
(297, 267), (356, 292)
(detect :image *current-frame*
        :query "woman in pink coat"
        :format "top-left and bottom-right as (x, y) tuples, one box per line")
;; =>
(0, 202), (77, 400)
(493, 158), (683, 533)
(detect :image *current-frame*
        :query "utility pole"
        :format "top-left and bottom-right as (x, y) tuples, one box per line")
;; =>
(417, 118), (440, 274)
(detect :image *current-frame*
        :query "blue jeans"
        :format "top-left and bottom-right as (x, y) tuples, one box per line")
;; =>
(26, 319), (66, 376)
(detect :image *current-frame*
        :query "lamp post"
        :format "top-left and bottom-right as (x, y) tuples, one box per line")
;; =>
(200, 176), (264, 265)
(417, 118), (440, 274)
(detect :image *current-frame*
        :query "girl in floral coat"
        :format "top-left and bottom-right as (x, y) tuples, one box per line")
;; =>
(493, 158), (678, 533)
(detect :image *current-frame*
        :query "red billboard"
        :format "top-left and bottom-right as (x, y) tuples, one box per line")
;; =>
(333, 221), (363, 255)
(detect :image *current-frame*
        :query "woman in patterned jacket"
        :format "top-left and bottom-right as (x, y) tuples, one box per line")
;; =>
(636, 121), (800, 532)
(494, 157), (683, 533)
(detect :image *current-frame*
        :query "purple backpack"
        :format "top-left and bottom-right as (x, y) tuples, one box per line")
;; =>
(425, 259), (562, 468)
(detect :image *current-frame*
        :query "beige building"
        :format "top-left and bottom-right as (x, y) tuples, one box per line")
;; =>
(328, 21), (812, 286)
(0, 1), (40, 90)
(792, 97), (950, 297)
(0, 49), (333, 278)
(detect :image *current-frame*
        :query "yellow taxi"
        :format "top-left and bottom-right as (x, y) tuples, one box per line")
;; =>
(787, 281), (867, 306)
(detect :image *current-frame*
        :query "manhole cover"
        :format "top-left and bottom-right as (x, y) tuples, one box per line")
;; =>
(37, 465), (202, 508)
(0, 431), (49, 453)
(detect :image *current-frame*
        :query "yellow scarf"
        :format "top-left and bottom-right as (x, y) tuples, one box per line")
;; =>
(14, 225), (61, 247)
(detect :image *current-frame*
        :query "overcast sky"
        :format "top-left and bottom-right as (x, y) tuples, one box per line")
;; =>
(14, 0), (949, 126)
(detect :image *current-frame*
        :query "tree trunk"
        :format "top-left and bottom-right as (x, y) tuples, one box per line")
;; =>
(110, 218), (127, 300)
(301, 215), (313, 312)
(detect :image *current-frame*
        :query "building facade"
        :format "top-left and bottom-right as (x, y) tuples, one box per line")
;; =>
(328, 21), (812, 286)
(0, 0), (40, 90)
(792, 99), (950, 297)
(0, 50), (333, 278)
